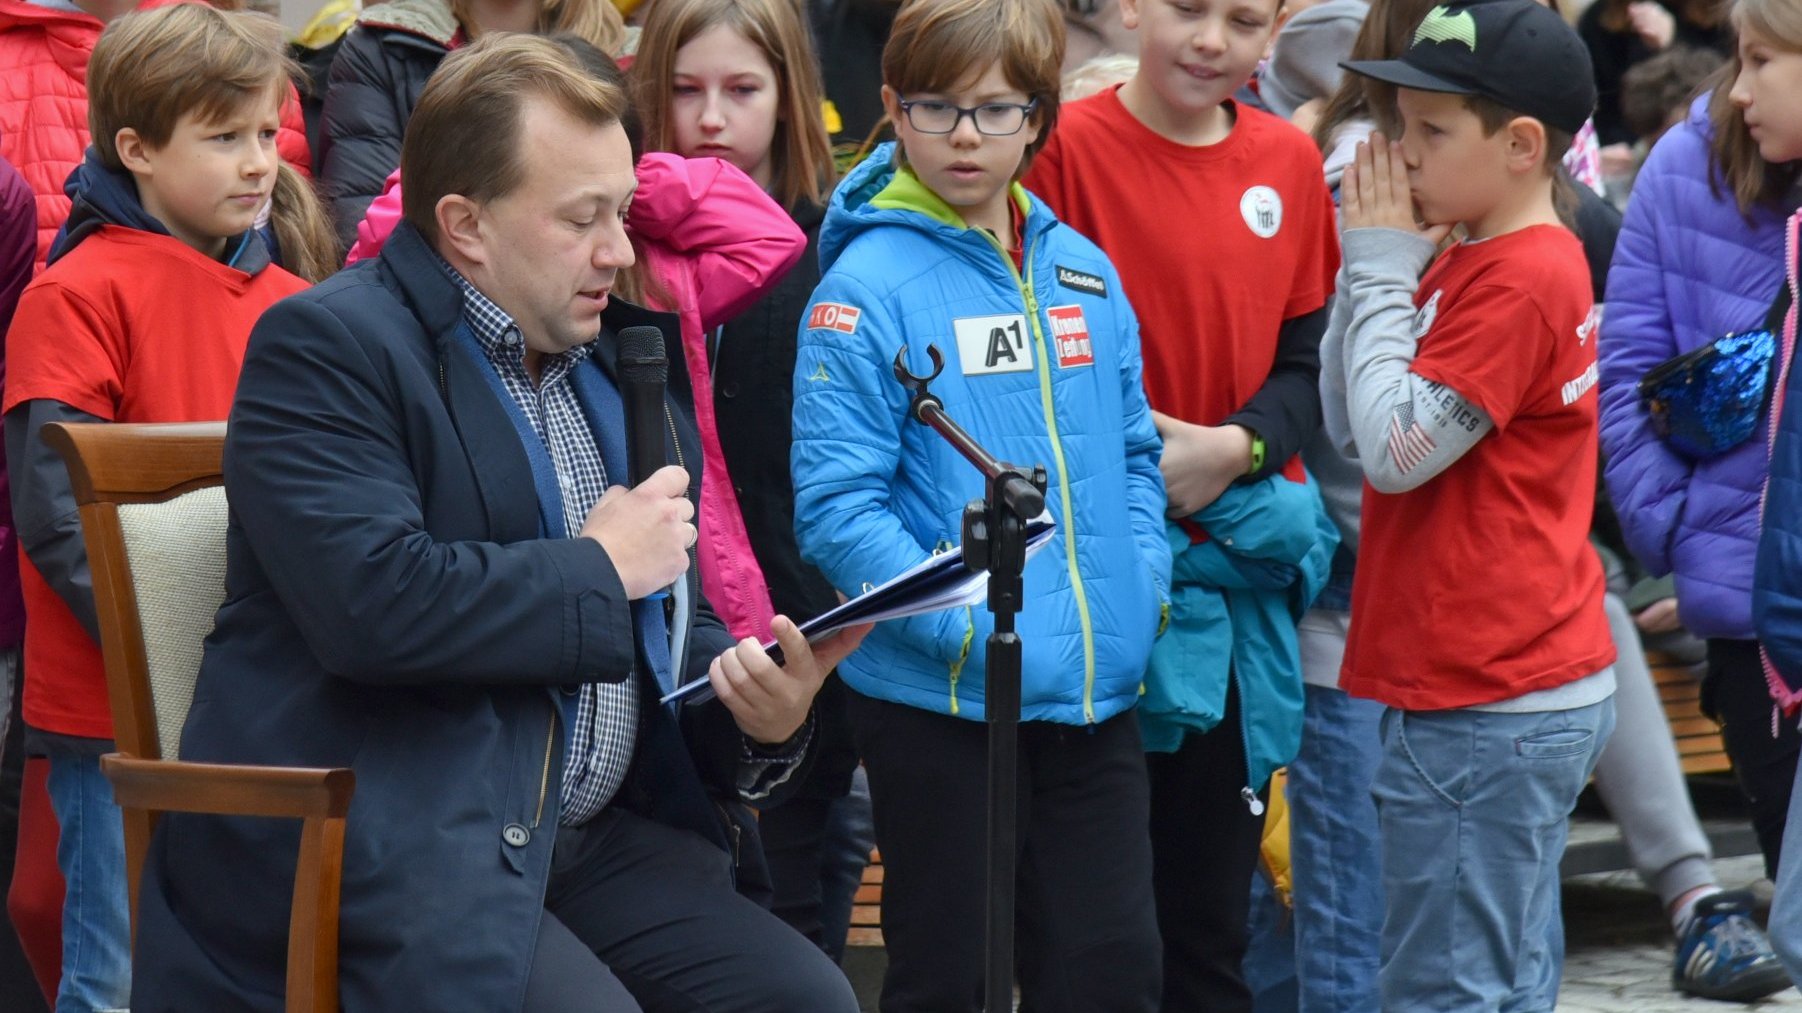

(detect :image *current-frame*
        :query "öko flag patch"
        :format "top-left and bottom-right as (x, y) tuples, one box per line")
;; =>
(808, 302), (861, 334)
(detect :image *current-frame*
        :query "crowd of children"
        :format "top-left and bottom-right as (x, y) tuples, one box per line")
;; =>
(0, 0), (1799, 1009)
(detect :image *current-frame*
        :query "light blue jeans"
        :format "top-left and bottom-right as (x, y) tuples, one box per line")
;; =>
(1287, 679), (1385, 1013)
(1373, 696), (1615, 1012)
(1768, 726), (1802, 982)
(45, 752), (130, 1013)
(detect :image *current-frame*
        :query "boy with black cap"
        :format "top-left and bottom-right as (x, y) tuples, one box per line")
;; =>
(1319, 1), (1618, 1008)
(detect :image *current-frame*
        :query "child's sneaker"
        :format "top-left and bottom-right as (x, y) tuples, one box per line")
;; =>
(1672, 890), (1793, 1002)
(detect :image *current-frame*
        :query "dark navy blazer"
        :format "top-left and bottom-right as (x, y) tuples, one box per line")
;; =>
(130, 222), (770, 1011)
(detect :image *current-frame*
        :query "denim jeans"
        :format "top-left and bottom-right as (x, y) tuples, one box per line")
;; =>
(1373, 696), (1615, 1012)
(1286, 680), (1385, 1013)
(1243, 865), (1299, 1013)
(45, 753), (130, 1013)
(1768, 727), (1802, 983)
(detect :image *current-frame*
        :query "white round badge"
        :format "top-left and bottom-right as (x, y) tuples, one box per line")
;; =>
(1239, 186), (1282, 239)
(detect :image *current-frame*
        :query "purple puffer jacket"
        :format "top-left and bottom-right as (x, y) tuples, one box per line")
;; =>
(1601, 94), (1792, 641)
(0, 150), (33, 649)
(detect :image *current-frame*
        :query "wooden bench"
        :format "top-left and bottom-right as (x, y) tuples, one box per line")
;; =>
(1649, 651), (1732, 775)
(850, 850), (885, 948)
(846, 651), (1737, 947)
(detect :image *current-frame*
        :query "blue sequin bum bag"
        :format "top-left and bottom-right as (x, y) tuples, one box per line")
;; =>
(1638, 331), (1777, 459)
(1638, 284), (1794, 460)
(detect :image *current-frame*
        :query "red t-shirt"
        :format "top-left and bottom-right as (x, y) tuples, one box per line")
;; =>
(1024, 86), (1340, 427)
(1341, 225), (1615, 710)
(4, 226), (306, 738)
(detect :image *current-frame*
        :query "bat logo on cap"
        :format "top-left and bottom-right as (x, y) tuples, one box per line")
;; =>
(1413, 5), (1478, 51)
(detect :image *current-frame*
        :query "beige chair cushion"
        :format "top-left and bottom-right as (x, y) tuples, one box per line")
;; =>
(115, 485), (228, 760)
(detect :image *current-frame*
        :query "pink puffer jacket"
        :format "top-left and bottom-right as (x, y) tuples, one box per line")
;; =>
(347, 153), (804, 640)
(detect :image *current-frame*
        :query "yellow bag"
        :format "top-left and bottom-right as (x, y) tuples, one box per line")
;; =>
(295, 0), (359, 49)
(1257, 769), (1292, 909)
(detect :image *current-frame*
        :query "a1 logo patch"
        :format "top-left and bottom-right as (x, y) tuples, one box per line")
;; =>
(1046, 305), (1094, 369)
(953, 313), (1033, 375)
(807, 302), (861, 334)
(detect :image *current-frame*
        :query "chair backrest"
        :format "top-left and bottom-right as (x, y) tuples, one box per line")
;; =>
(42, 422), (228, 761)
(115, 487), (228, 759)
(47, 422), (353, 1013)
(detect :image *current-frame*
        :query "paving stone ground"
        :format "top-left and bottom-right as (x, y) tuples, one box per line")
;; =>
(1560, 854), (1799, 1011)
(842, 854), (1802, 1011)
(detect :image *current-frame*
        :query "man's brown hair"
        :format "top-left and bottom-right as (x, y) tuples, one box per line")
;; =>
(87, 4), (292, 173)
(882, 0), (1066, 165)
(400, 33), (629, 248)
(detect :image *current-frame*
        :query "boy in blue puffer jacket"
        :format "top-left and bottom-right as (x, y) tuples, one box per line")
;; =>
(789, 1), (1170, 1008)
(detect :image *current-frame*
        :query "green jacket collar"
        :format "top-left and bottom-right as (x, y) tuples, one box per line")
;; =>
(869, 166), (1032, 234)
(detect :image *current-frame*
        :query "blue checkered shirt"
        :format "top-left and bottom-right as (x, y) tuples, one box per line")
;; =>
(443, 263), (638, 827)
(444, 262), (813, 812)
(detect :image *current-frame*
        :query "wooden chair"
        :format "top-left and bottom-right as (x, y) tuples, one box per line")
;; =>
(44, 421), (354, 1012)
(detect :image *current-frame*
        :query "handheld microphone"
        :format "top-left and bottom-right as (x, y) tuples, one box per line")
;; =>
(617, 325), (692, 681)
(618, 326), (669, 487)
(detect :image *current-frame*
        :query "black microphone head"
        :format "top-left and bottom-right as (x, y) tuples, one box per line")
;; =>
(618, 326), (668, 385)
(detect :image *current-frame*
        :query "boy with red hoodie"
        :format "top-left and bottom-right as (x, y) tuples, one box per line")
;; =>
(3, 8), (314, 1008)
(0, 0), (309, 272)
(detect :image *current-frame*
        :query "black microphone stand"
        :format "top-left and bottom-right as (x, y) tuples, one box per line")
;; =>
(893, 346), (1047, 1012)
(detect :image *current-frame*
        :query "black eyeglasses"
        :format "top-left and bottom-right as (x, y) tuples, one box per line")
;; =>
(896, 97), (1041, 137)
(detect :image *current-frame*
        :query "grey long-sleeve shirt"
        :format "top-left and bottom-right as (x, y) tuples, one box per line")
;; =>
(1320, 227), (1495, 492)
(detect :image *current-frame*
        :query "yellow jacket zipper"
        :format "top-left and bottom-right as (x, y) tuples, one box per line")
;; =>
(976, 227), (1099, 723)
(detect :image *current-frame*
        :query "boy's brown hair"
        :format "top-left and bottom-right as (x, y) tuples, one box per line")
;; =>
(1621, 45), (1723, 141)
(882, 0), (1066, 165)
(1460, 95), (1580, 224)
(89, 5), (341, 278)
(401, 34), (630, 248)
(87, 4), (292, 173)
(632, 0), (835, 210)
(1461, 95), (1576, 172)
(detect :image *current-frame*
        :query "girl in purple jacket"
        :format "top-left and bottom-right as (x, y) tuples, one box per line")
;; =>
(1601, 0), (1802, 883)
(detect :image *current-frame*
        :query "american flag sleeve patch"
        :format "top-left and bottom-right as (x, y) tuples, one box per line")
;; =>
(1388, 399), (1438, 474)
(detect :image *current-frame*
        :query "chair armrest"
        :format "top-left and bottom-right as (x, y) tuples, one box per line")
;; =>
(101, 753), (354, 821)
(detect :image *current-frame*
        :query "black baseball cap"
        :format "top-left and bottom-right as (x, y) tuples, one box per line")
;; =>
(1341, 0), (1597, 135)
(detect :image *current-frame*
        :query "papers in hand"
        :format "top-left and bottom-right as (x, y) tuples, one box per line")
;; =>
(660, 517), (1057, 706)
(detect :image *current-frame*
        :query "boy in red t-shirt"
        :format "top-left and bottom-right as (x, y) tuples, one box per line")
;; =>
(1023, 0), (1340, 1005)
(0, 7), (311, 1008)
(1322, 2), (1616, 1007)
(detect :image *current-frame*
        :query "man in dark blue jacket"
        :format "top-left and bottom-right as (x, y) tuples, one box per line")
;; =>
(130, 35), (864, 1013)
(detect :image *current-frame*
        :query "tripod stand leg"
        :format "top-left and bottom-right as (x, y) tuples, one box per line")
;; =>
(985, 628), (1020, 1011)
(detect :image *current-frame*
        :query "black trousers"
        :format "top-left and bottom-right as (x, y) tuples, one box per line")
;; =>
(1146, 681), (1265, 1013)
(522, 807), (858, 1012)
(1704, 638), (1802, 879)
(847, 690), (1162, 1013)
